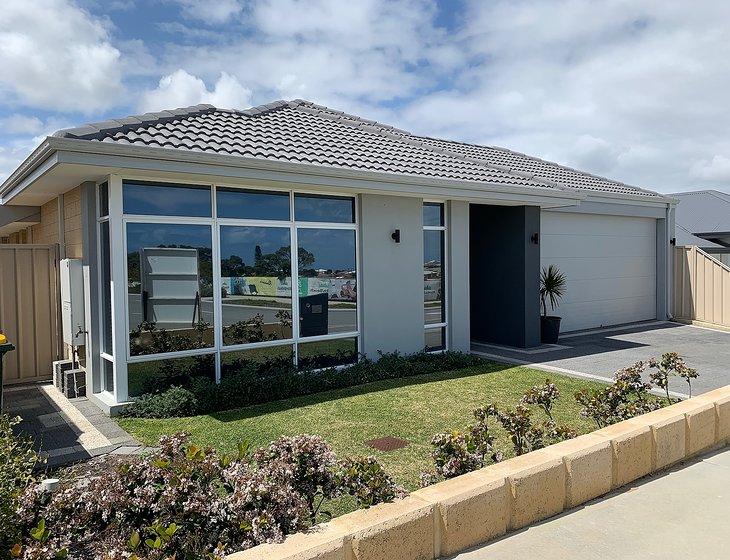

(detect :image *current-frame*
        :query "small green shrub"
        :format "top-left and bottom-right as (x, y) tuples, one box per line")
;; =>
(336, 456), (406, 508)
(122, 385), (199, 418)
(576, 359), (668, 429)
(121, 351), (484, 419)
(0, 414), (44, 556)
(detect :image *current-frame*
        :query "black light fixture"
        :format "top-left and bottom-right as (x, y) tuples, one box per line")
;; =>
(531, 232), (540, 245)
(670, 237), (676, 246)
(391, 229), (401, 243)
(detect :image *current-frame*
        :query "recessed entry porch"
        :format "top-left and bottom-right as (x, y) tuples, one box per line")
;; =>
(469, 204), (541, 349)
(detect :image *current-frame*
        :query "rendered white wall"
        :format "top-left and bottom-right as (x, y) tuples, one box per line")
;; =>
(359, 194), (424, 357)
(541, 211), (657, 332)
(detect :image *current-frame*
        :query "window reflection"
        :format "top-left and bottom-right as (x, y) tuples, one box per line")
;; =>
(127, 354), (215, 397)
(216, 188), (290, 220)
(425, 328), (445, 352)
(126, 223), (214, 356)
(298, 337), (358, 369)
(100, 221), (113, 354)
(424, 229), (445, 324)
(219, 226), (293, 345)
(123, 181), (211, 217)
(423, 202), (443, 227)
(220, 345), (294, 378)
(297, 228), (357, 336)
(295, 194), (355, 223)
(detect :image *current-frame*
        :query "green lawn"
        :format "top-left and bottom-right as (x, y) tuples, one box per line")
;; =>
(119, 363), (603, 491)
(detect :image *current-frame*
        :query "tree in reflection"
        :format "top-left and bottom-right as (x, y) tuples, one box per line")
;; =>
(221, 245), (314, 279)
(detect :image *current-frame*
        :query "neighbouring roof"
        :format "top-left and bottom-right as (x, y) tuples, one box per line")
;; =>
(674, 224), (724, 248)
(53, 99), (662, 198)
(672, 190), (730, 235)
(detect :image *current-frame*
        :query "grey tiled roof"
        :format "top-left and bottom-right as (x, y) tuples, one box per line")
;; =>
(412, 136), (659, 197)
(54, 99), (660, 198)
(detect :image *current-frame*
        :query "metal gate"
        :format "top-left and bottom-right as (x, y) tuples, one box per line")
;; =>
(0, 244), (61, 385)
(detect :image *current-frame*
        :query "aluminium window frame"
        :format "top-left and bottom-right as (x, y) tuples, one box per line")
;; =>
(112, 177), (361, 391)
(423, 200), (449, 352)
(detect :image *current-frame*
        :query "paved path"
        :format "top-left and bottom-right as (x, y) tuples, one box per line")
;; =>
(473, 321), (730, 396)
(3, 384), (141, 468)
(452, 447), (730, 560)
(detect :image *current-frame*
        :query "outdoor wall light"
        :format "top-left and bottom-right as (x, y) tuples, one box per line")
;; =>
(531, 232), (540, 245)
(391, 229), (401, 243)
(670, 237), (677, 246)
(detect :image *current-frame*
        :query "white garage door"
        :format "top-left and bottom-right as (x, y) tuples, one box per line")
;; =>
(541, 212), (656, 332)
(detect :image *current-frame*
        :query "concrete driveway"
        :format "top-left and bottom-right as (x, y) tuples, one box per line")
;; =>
(472, 321), (730, 397)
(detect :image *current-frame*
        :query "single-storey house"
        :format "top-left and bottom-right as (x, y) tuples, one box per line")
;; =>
(0, 99), (676, 413)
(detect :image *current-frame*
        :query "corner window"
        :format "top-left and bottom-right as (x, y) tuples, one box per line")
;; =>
(123, 181), (212, 217)
(424, 202), (447, 351)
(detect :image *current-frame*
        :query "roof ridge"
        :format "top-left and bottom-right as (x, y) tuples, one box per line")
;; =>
(288, 100), (566, 192)
(54, 104), (217, 139)
(413, 133), (658, 196)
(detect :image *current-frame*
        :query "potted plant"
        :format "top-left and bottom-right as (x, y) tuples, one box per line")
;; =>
(540, 264), (566, 344)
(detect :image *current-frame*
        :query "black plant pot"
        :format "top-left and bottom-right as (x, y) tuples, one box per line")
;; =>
(540, 316), (561, 344)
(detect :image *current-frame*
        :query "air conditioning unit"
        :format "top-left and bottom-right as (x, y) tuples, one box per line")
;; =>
(60, 259), (85, 346)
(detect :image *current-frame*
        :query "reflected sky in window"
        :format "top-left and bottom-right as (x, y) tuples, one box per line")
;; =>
(295, 194), (355, 223)
(123, 181), (211, 217)
(217, 188), (290, 220)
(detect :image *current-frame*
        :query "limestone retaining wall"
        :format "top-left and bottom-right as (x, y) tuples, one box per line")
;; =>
(228, 386), (730, 560)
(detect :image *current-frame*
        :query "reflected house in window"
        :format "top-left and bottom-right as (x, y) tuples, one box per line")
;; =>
(139, 247), (202, 328)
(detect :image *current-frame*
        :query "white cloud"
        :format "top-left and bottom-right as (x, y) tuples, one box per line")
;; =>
(0, 0), (123, 113)
(690, 155), (730, 182)
(139, 69), (252, 111)
(173, 0), (244, 24)
(0, 114), (44, 135)
(393, 0), (730, 192)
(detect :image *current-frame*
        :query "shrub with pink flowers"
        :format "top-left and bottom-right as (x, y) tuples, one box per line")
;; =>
(9, 433), (403, 560)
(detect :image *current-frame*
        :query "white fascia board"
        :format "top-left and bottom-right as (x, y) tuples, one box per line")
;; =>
(3, 137), (587, 207)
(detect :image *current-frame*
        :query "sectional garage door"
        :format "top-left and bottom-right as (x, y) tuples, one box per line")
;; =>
(541, 212), (657, 332)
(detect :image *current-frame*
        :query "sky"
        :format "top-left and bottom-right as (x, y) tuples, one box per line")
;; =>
(2, 0), (730, 194)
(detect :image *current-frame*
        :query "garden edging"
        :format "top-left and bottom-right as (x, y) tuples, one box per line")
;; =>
(228, 385), (730, 560)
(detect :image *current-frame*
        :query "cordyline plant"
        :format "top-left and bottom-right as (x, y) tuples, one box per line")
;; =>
(10, 433), (403, 560)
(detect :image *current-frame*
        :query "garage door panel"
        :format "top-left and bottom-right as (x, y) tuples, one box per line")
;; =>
(542, 212), (656, 237)
(541, 234), (656, 259)
(541, 211), (657, 332)
(558, 276), (656, 305)
(555, 297), (657, 332)
(548, 257), (656, 281)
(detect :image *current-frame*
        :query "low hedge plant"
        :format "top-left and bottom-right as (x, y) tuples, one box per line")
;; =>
(121, 351), (484, 419)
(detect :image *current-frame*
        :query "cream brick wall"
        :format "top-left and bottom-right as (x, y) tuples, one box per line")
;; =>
(3, 185), (83, 258)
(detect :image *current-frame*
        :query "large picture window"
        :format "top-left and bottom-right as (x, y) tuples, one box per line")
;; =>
(297, 228), (357, 337)
(126, 222), (215, 356)
(219, 225), (293, 345)
(424, 202), (447, 351)
(120, 180), (359, 381)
